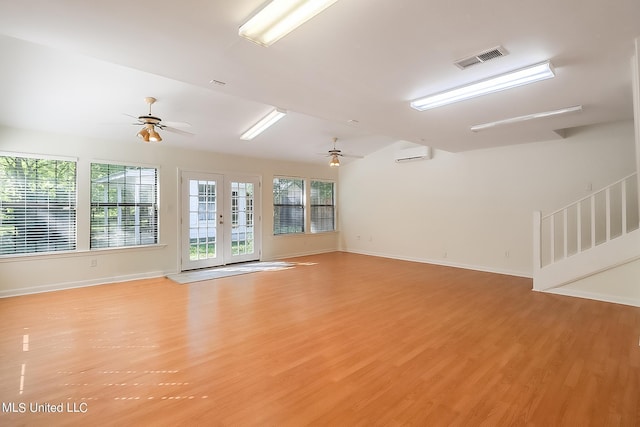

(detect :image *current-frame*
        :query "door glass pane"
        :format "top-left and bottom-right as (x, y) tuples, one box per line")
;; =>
(189, 180), (217, 260)
(231, 182), (255, 257)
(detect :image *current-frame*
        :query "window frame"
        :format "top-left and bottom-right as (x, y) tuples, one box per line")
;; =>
(89, 161), (160, 249)
(272, 176), (305, 235)
(0, 152), (78, 257)
(310, 179), (336, 233)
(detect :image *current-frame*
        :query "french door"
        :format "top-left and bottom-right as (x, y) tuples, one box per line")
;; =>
(181, 171), (261, 271)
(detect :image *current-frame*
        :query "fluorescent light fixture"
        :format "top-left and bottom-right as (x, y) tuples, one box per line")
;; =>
(470, 105), (582, 132)
(239, 0), (339, 47)
(240, 108), (287, 140)
(410, 61), (555, 111)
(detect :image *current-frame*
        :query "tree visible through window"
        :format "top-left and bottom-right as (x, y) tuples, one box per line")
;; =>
(311, 180), (335, 233)
(273, 177), (304, 235)
(0, 155), (77, 255)
(90, 163), (158, 248)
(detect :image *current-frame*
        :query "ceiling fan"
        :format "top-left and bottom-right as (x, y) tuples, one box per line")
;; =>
(127, 97), (194, 143)
(320, 137), (363, 167)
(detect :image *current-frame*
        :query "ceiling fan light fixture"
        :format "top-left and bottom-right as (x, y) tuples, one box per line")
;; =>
(240, 108), (287, 140)
(410, 61), (555, 111)
(239, 0), (339, 47)
(137, 127), (150, 142)
(135, 97), (165, 143)
(148, 126), (162, 142)
(329, 154), (340, 167)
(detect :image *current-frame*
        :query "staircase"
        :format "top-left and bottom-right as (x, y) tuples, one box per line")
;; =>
(532, 172), (640, 298)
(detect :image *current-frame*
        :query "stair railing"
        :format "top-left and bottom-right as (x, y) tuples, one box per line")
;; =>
(534, 172), (638, 271)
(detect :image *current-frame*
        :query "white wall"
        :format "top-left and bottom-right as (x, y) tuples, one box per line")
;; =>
(0, 126), (338, 296)
(339, 120), (637, 277)
(1, 119), (635, 297)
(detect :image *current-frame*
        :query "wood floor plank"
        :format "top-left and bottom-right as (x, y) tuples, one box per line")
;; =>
(0, 251), (639, 426)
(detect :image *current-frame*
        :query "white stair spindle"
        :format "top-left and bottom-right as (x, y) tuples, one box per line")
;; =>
(563, 208), (568, 259)
(605, 187), (611, 242)
(550, 214), (555, 263)
(622, 179), (627, 234)
(590, 195), (596, 248)
(577, 202), (582, 253)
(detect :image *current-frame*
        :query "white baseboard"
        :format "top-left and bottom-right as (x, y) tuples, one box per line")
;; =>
(0, 248), (338, 298)
(1, 248), (530, 298)
(344, 249), (532, 278)
(539, 287), (640, 308)
(265, 248), (337, 262)
(0, 271), (169, 298)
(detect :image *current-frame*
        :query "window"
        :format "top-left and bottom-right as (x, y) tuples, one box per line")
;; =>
(273, 177), (304, 235)
(311, 180), (335, 233)
(90, 163), (158, 248)
(0, 154), (77, 255)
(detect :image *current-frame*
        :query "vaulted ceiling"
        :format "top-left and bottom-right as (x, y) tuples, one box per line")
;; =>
(0, 0), (638, 164)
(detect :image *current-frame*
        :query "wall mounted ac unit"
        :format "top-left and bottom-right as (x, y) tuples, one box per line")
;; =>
(394, 145), (432, 163)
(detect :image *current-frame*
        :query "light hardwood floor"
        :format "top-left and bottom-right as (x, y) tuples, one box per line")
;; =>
(1, 252), (639, 426)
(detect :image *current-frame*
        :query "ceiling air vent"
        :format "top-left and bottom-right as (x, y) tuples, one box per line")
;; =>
(454, 46), (508, 70)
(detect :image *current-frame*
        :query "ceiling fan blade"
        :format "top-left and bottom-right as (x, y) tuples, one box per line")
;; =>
(161, 126), (195, 137)
(317, 152), (363, 158)
(162, 121), (192, 128)
(122, 113), (144, 126)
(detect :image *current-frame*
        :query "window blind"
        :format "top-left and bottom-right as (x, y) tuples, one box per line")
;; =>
(310, 180), (335, 233)
(0, 155), (77, 255)
(273, 177), (304, 235)
(90, 163), (158, 248)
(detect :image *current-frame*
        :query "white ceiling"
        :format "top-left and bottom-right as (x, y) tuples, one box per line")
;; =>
(0, 0), (638, 164)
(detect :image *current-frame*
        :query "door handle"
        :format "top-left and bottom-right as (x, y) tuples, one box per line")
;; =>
(219, 214), (223, 224)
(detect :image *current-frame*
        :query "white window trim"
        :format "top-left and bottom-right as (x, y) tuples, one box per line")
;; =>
(89, 161), (161, 249)
(309, 179), (337, 234)
(0, 152), (79, 257)
(273, 175), (306, 235)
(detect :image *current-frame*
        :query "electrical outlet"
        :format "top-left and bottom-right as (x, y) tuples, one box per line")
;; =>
(90, 259), (97, 267)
